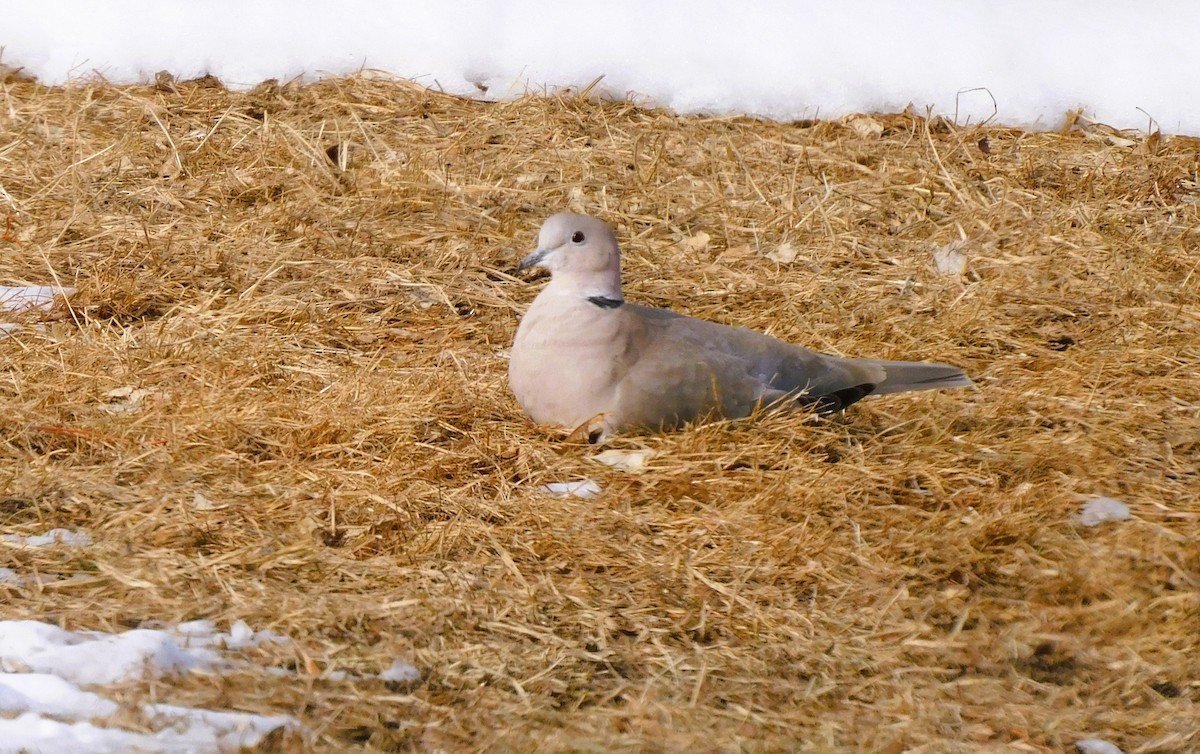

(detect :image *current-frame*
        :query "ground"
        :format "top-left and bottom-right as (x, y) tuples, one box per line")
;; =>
(1, 73), (1197, 752)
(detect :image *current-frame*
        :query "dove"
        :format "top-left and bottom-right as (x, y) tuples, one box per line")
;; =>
(509, 213), (972, 439)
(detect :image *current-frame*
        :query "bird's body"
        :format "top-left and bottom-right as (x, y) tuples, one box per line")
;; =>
(509, 213), (972, 438)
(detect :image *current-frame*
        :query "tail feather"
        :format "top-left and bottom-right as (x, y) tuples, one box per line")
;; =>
(852, 359), (974, 396)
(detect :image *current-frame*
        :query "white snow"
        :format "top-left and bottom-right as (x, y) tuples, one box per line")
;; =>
(4, 626), (210, 686)
(0, 609), (422, 751)
(0, 673), (119, 717)
(379, 659), (422, 684)
(541, 480), (602, 499)
(0, 709), (294, 754)
(0, 286), (76, 313)
(1076, 740), (1125, 754)
(931, 241), (969, 278)
(144, 704), (299, 752)
(2, 528), (92, 549)
(1078, 496), (1131, 527)
(4, 1), (1200, 135)
(0, 286), (75, 340)
(0, 619), (299, 753)
(172, 619), (289, 651)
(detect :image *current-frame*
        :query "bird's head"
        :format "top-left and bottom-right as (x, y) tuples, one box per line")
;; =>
(518, 213), (623, 292)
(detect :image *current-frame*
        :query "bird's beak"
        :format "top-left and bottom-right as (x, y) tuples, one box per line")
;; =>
(517, 247), (550, 272)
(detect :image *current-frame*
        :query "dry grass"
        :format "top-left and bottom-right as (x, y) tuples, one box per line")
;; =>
(1, 72), (1197, 753)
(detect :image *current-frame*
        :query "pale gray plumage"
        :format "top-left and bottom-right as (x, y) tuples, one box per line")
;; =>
(509, 213), (972, 439)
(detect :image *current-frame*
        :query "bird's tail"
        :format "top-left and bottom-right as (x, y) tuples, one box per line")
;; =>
(851, 359), (974, 396)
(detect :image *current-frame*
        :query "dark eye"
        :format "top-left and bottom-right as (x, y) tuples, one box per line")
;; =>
(571, 231), (585, 243)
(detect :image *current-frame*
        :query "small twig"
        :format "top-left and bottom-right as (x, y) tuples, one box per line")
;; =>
(954, 87), (998, 128)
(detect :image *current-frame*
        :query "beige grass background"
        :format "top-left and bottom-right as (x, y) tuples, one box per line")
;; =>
(1, 72), (1197, 752)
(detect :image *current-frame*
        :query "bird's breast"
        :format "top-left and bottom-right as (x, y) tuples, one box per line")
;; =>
(509, 297), (637, 428)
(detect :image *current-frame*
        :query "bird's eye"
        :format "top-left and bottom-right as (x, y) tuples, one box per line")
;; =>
(571, 231), (585, 243)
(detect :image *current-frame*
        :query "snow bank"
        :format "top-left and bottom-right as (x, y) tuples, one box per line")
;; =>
(4, 1), (1200, 134)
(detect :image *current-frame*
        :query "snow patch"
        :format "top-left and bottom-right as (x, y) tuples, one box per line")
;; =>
(1078, 497), (1131, 527)
(0, 286), (75, 312)
(379, 659), (422, 684)
(0, 620), (299, 753)
(932, 240), (969, 277)
(2, 528), (93, 549)
(0, 285), (75, 340)
(0, 621), (211, 685)
(540, 480), (601, 498)
(4, 2), (1200, 135)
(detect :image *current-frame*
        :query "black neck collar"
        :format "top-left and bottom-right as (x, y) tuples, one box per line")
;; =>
(587, 295), (624, 309)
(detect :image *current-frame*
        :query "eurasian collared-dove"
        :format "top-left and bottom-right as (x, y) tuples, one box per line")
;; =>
(509, 213), (973, 439)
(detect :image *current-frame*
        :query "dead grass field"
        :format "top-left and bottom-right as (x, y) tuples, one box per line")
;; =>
(1, 73), (1198, 752)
